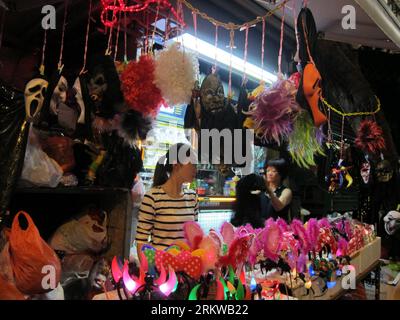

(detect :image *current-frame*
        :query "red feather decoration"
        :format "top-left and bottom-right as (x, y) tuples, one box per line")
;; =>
(121, 55), (163, 117)
(355, 120), (386, 154)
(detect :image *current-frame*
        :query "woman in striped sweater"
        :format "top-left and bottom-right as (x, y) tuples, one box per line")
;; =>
(135, 143), (198, 252)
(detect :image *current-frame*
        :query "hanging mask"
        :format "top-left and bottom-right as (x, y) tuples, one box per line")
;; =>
(302, 63), (327, 127)
(24, 78), (48, 122)
(72, 77), (86, 125)
(360, 162), (371, 184)
(376, 160), (393, 183)
(200, 74), (225, 114)
(50, 76), (68, 115)
(88, 72), (107, 109)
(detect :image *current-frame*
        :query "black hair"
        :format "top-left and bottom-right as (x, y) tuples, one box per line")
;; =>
(264, 158), (288, 181)
(152, 143), (194, 187)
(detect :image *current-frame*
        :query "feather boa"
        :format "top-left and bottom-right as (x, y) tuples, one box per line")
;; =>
(121, 55), (163, 117)
(154, 43), (199, 106)
(118, 110), (153, 144)
(288, 111), (325, 169)
(355, 119), (386, 154)
(245, 80), (300, 145)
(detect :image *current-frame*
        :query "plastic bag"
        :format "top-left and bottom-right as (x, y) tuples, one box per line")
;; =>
(9, 211), (62, 294)
(20, 127), (63, 187)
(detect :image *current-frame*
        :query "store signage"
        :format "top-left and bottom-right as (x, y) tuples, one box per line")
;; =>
(41, 5), (56, 30)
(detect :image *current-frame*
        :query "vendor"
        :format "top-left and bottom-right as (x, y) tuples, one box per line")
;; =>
(261, 158), (292, 221)
(135, 143), (198, 252)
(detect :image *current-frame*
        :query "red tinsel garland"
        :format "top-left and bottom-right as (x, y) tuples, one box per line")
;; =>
(121, 55), (164, 117)
(355, 119), (386, 154)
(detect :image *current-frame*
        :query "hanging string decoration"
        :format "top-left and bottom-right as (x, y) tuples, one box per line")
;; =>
(245, 80), (300, 145)
(354, 119), (386, 155)
(121, 55), (163, 117)
(153, 42), (199, 106)
(288, 111), (325, 169)
(100, 0), (185, 28)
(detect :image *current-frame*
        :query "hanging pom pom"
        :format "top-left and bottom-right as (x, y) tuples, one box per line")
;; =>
(306, 218), (319, 252)
(288, 111), (325, 169)
(121, 55), (163, 117)
(154, 42), (199, 106)
(118, 109), (153, 144)
(355, 119), (386, 155)
(245, 79), (300, 145)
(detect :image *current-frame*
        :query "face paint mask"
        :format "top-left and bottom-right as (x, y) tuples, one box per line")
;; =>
(360, 162), (371, 184)
(200, 74), (225, 113)
(24, 78), (48, 121)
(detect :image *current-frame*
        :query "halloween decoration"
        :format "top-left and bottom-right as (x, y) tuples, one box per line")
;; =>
(355, 120), (386, 155)
(154, 42), (199, 106)
(375, 159), (394, 183)
(288, 111), (325, 169)
(360, 160), (371, 184)
(384, 211), (400, 236)
(118, 110), (153, 145)
(24, 77), (48, 123)
(245, 79), (300, 145)
(200, 73), (225, 114)
(231, 173), (266, 228)
(121, 55), (163, 117)
(325, 159), (353, 193)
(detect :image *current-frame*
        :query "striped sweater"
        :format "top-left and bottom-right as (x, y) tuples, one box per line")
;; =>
(135, 186), (199, 249)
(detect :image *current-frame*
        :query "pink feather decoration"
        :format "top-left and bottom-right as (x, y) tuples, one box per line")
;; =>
(183, 221), (204, 250)
(291, 219), (309, 254)
(318, 218), (331, 230)
(220, 222), (235, 247)
(245, 80), (300, 145)
(263, 219), (282, 262)
(276, 218), (289, 233)
(296, 254), (307, 273)
(344, 220), (354, 240)
(336, 237), (348, 257)
(218, 234), (254, 269)
(306, 218), (319, 252)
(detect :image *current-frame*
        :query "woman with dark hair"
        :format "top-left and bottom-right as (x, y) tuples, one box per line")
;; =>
(135, 143), (198, 252)
(261, 158), (293, 221)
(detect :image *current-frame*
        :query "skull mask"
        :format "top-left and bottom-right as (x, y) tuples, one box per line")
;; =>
(383, 210), (400, 236)
(24, 78), (48, 121)
(200, 74), (225, 113)
(376, 160), (393, 183)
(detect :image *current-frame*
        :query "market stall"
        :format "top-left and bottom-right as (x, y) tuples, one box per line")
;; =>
(0, 0), (399, 301)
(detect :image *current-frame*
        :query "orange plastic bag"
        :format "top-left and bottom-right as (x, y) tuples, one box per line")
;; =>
(9, 211), (62, 294)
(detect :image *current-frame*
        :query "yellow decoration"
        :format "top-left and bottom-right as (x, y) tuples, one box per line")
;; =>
(167, 248), (181, 256)
(173, 240), (190, 251)
(191, 249), (206, 257)
(305, 281), (312, 289)
(321, 95), (381, 117)
(227, 281), (236, 294)
(248, 82), (266, 100)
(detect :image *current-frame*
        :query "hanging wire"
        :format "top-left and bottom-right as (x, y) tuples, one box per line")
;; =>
(80, 0), (92, 75)
(242, 25), (249, 83)
(39, 29), (47, 75)
(57, 0), (69, 72)
(340, 115), (345, 159)
(213, 24), (219, 72)
(144, 11), (150, 54)
(124, 10), (128, 63)
(228, 28), (235, 97)
(105, 0), (117, 55)
(278, 4), (286, 76)
(261, 17), (266, 82)
(114, 9), (121, 61)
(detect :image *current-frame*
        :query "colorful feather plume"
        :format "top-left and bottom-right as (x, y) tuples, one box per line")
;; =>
(121, 55), (163, 117)
(290, 219), (309, 254)
(263, 219), (282, 262)
(245, 79), (300, 145)
(306, 218), (319, 252)
(154, 43), (199, 106)
(355, 119), (386, 154)
(288, 111), (325, 169)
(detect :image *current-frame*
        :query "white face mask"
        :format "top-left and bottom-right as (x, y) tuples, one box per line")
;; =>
(73, 77), (85, 124)
(50, 76), (68, 115)
(360, 162), (371, 184)
(24, 78), (48, 121)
